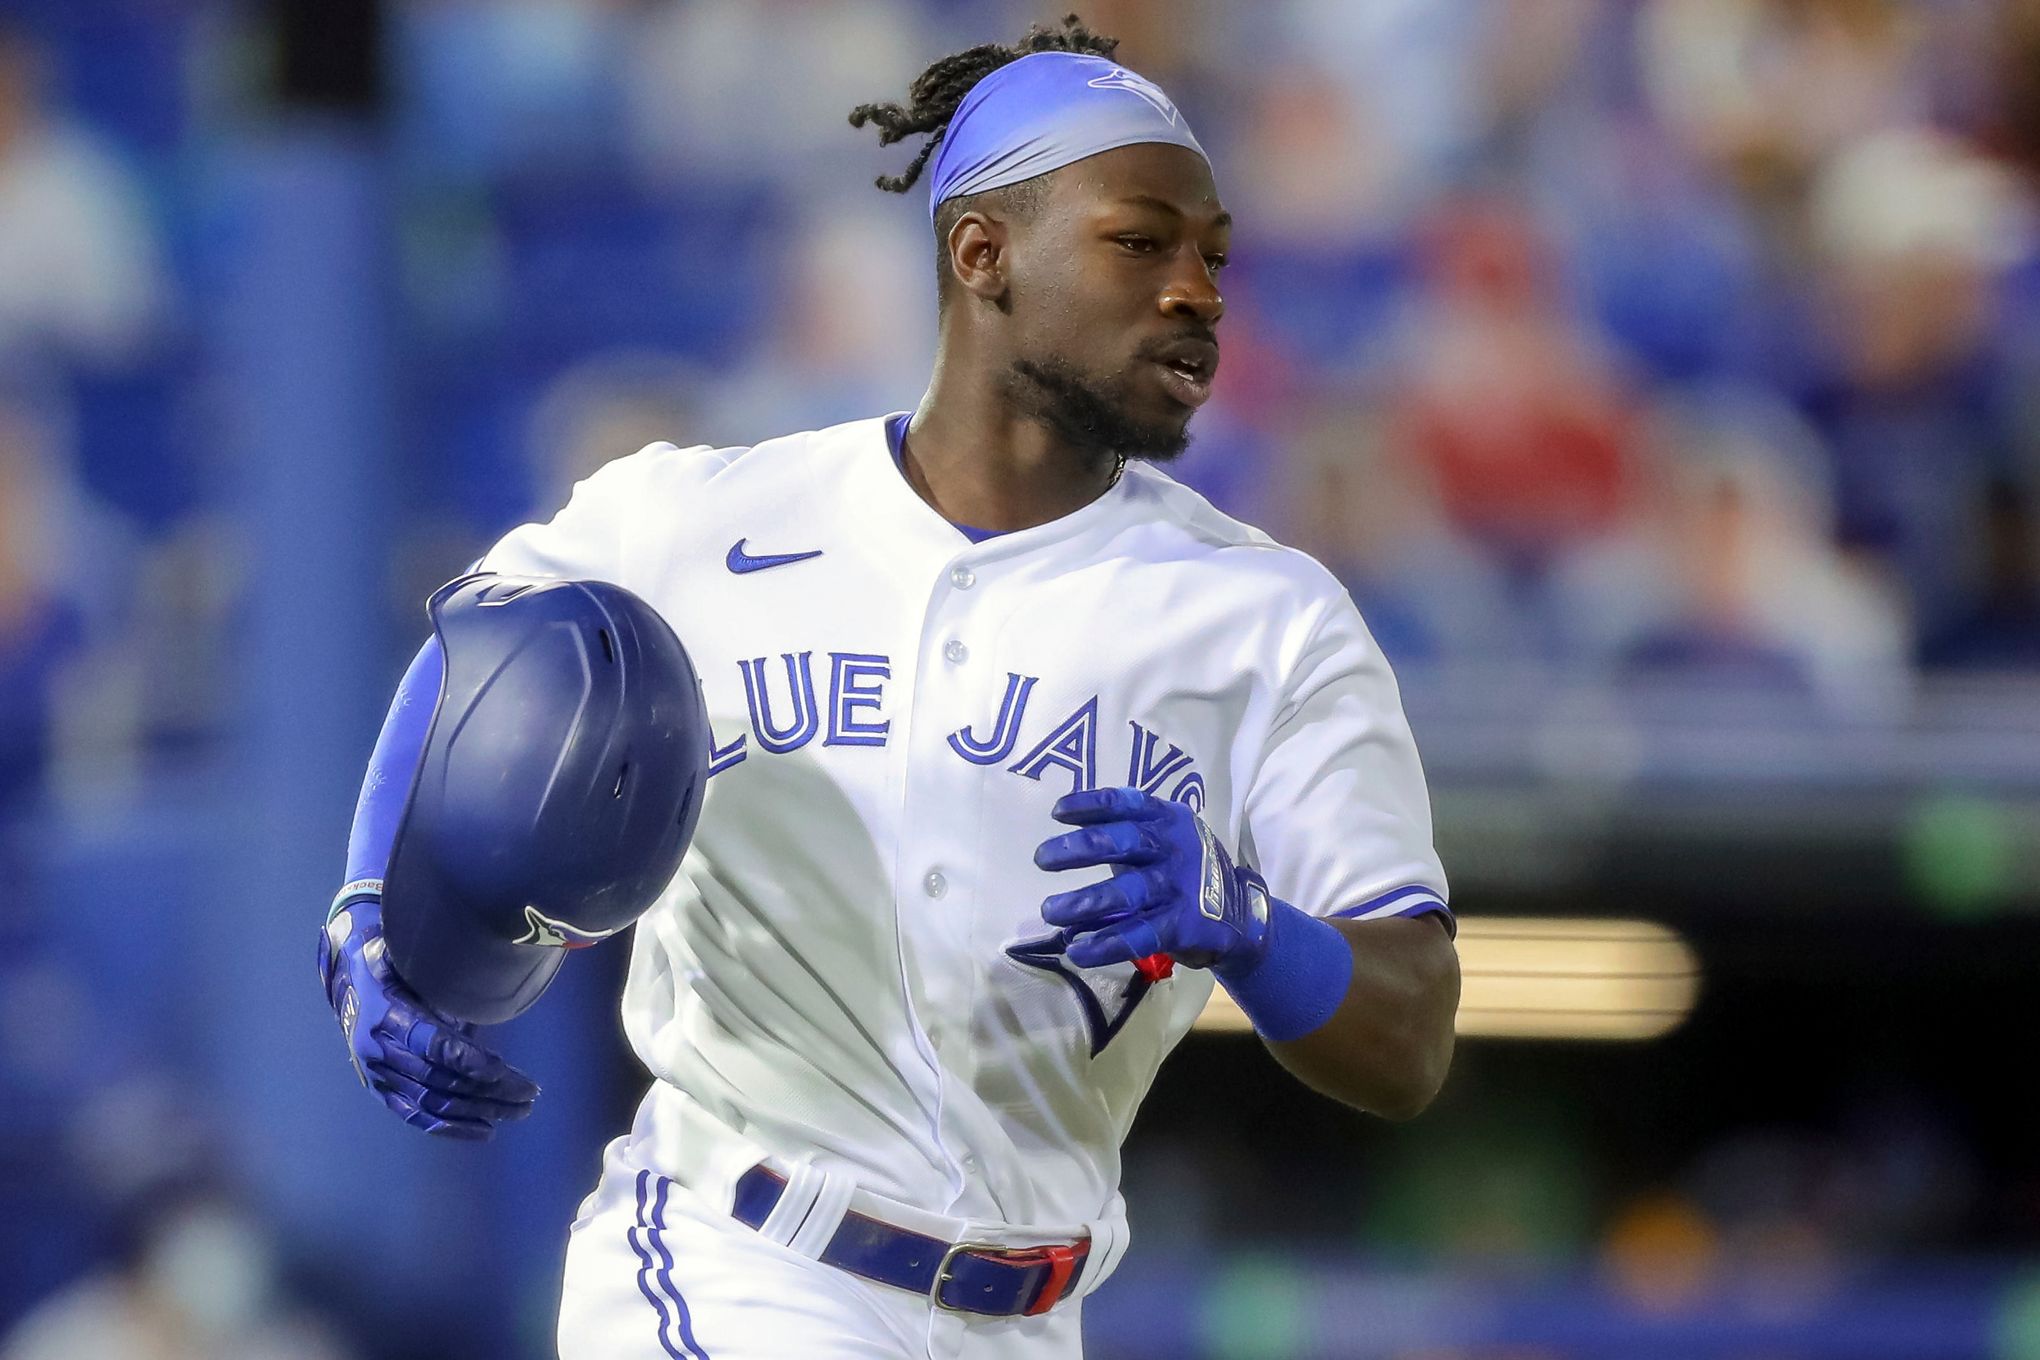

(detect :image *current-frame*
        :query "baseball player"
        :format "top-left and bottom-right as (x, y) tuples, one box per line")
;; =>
(320, 16), (1459, 1359)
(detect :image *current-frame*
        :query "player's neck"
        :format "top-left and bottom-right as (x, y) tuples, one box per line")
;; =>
(903, 367), (1121, 534)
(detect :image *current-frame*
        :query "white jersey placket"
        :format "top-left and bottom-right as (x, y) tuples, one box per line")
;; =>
(856, 423), (1133, 1220)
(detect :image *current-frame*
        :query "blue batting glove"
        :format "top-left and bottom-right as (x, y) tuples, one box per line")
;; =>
(1033, 786), (1272, 974)
(317, 891), (540, 1141)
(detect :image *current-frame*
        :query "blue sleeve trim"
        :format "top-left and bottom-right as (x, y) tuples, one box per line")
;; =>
(343, 637), (443, 886)
(1330, 883), (1455, 937)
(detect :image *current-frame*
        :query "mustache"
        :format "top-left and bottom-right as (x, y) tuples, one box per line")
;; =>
(1133, 329), (1219, 363)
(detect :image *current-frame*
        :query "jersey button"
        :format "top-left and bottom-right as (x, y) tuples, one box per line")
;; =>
(949, 567), (976, 590)
(923, 870), (948, 899)
(943, 639), (968, 665)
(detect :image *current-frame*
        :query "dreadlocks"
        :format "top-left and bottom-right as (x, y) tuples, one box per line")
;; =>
(848, 14), (1120, 196)
(849, 15), (1120, 303)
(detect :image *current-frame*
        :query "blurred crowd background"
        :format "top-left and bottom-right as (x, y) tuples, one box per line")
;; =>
(1, 1), (2037, 1357)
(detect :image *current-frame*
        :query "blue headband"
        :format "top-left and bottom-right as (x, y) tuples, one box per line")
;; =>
(926, 52), (1207, 223)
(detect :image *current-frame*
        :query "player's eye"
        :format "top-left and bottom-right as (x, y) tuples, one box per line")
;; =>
(1116, 234), (1157, 253)
(1204, 253), (1229, 273)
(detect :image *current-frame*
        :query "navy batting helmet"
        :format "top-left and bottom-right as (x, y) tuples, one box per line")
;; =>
(381, 573), (710, 1025)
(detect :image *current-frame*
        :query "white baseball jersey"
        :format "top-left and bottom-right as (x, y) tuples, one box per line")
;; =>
(483, 412), (1450, 1352)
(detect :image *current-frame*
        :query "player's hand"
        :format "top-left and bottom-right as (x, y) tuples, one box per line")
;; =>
(1033, 787), (1272, 975)
(317, 894), (540, 1140)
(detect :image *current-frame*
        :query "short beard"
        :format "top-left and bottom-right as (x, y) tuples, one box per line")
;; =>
(1004, 356), (1192, 466)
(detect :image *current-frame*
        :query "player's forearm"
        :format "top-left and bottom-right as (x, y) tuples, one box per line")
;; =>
(1261, 916), (1460, 1120)
(339, 637), (442, 896)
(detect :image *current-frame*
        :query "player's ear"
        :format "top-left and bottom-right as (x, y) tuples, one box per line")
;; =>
(946, 211), (1009, 305)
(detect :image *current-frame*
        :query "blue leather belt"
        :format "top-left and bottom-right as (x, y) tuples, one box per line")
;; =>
(730, 1164), (1087, 1317)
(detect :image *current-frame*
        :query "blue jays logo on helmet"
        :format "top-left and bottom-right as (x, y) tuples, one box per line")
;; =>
(1087, 67), (1180, 124)
(513, 904), (627, 951)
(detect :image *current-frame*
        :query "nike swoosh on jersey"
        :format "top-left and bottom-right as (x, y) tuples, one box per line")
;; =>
(726, 539), (825, 574)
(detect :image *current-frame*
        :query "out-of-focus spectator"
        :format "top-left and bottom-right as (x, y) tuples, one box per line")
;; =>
(0, 21), (165, 366)
(1280, 390), (1522, 668)
(1220, 62), (1414, 373)
(0, 1184), (353, 1360)
(703, 195), (936, 437)
(1270, 0), (1488, 219)
(1557, 389), (1910, 710)
(1470, 0), (1604, 164)
(1558, 116), (1767, 387)
(1612, 448), (1904, 705)
(1797, 128), (2033, 640)
(2, 1081), (356, 1360)
(526, 349), (711, 512)
(1229, 61), (1403, 251)
(1637, 0), (1924, 218)
(1388, 196), (1641, 579)
(122, 518), (240, 764)
(623, 0), (924, 190)
(0, 385), (150, 799)
(405, 349), (710, 631)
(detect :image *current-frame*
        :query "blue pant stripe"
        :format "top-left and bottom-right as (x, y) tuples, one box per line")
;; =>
(648, 1176), (712, 1360)
(629, 1170), (687, 1360)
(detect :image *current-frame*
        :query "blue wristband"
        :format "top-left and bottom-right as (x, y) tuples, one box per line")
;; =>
(1213, 897), (1353, 1043)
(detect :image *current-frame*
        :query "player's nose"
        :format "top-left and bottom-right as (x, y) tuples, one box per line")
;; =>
(1158, 255), (1224, 327)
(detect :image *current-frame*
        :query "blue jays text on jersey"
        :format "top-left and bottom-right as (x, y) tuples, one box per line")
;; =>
(707, 655), (1210, 813)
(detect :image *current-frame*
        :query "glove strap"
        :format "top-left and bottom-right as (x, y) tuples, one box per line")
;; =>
(329, 878), (385, 923)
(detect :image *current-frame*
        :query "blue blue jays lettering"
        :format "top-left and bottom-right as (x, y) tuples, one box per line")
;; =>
(704, 652), (1206, 811)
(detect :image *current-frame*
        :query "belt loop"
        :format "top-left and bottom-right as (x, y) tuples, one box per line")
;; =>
(1077, 1214), (1128, 1297)
(785, 1173), (855, 1259)
(755, 1163), (825, 1253)
(1024, 1245), (1080, 1317)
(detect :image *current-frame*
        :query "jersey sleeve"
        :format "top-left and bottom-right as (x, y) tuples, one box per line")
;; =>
(1241, 589), (1452, 933)
(477, 441), (720, 583)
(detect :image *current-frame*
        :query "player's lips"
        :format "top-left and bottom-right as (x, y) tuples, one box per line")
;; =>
(1149, 338), (1218, 410)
